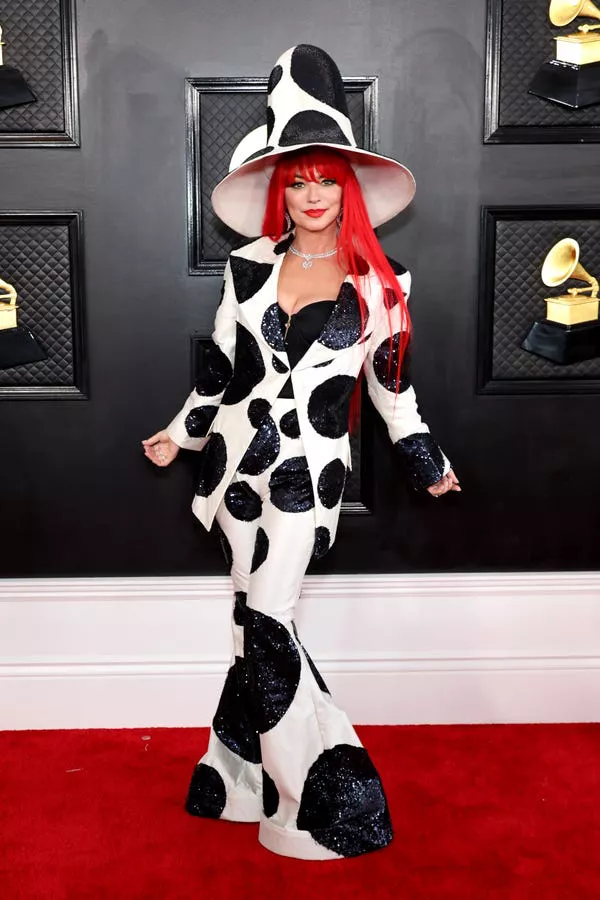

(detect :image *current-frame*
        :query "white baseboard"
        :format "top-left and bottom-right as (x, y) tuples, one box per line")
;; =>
(1, 573), (600, 729)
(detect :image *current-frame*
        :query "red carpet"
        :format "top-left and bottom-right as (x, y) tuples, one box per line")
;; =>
(1, 724), (599, 899)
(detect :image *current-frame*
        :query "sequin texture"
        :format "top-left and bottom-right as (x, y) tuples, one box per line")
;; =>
(244, 607), (302, 732)
(268, 456), (315, 513)
(372, 333), (411, 393)
(212, 660), (261, 763)
(262, 768), (280, 817)
(238, 415), (281, 476)
(224, 482), (263, 521)
(394, 432), (447, 491)
(185, 763), (227, 819)
(261, 303), (286, 352)
(319, 283), (366, 350)
(221, 324), (266, 406)
(194, 342), (233, 396)
(296, 744), (393, 856)
(195, 433), (227, 498)
(184, 404), (219, 438)
(307, 376), (355, 438)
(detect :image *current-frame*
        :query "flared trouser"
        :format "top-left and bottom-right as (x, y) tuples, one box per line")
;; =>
(184, 397), (393, 860)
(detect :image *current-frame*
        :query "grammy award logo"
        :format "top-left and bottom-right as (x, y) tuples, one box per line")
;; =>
(529, 1), (600, 108)
(0, 24), (36, 111)
(522, 238), (600, 364)
(0, 276), (47, 370)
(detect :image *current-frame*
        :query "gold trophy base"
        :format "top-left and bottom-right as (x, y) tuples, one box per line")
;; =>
(545, 294), (599, 325)
(0, 307), (18, 330)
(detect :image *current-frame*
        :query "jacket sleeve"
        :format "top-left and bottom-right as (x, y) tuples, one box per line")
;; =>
(363, 267), (452, 491)
(166, 257), (237, 450)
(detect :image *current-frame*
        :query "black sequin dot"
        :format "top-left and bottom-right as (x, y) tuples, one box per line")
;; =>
(215, 523), (233, 573)
(315, 359), (333, 368)
(261, 303), (285, 352)
(194, 342), (233, 396)
(307, 376), (355, 438)
(274, 232), (295, 255)
(185, 763), (227, 819)
(313, 526), (331, 560)
(317, 459), (346, 509)
(185, 405), (218, 438)
(251, 527), (269, 573)
(394, 432), (447, 491)
(279, 110), (352, 148)
(212, 659), (261, 764)
(238, 415), (280, 476)
(248, 398), (271, 428)
(268, 63), (283, 93)
(244, 607), (301, 732)
(297, 744), (393, 857)
(269, 456), (314, 513)
(224, 482), (263, 521)
(221, 324), (266, 405)
(373, 333), (411, 393)
(262, 768), (280, 817)
(272, 354), (289, 374)
(319, 283), (366, 350)
(279, 408), (300, 439)
(290, 45), (349, 116)
(196, 433), (227, 498)
(233, 590), (248, 626)
(230, 256), (274, 304)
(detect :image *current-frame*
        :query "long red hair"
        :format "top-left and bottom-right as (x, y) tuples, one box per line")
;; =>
(262, 147), (411, 432)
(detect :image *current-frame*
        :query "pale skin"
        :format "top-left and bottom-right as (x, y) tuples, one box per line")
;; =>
(142, 169), (460, 498)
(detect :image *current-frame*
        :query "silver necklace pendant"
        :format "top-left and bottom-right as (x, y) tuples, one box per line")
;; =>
(289, 244), (337, 268)
(301, 258), (313, 270)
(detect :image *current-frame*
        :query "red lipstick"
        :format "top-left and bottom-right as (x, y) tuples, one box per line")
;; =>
(304, 209), (327, 217)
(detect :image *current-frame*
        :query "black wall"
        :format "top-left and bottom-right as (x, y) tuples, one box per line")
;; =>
(2, 0), (600, 576)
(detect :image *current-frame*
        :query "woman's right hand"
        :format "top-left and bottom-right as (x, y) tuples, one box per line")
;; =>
(141, 430), (180, 467)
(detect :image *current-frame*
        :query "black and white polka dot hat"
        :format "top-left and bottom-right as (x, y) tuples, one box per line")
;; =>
(211, 44), (416, 237)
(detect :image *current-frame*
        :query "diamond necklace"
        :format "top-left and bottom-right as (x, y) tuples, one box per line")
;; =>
(288, 244), (338, 270)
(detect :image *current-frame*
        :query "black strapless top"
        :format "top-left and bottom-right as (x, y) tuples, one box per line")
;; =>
(276, 300), (336, 398)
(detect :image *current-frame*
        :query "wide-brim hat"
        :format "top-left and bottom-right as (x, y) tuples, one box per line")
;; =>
(211, 44), (416, 237)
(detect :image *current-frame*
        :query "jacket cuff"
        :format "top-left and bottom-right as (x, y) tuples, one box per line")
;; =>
(166, 406), (216, 451)
(394, 432), (450, 491)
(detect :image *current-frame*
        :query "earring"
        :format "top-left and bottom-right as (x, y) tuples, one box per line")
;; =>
(336, 207), (344, 227)
(284, 211), (292, 232)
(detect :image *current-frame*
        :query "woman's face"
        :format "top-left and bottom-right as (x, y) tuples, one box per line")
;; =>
(284, 169), (343, 233)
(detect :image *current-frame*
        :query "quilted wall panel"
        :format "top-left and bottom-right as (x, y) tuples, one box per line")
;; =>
(0, 214), (85, 393)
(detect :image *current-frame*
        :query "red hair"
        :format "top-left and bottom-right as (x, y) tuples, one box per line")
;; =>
(262, 147), (411, 432)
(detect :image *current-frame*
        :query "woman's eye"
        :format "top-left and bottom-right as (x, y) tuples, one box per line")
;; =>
(290, 181), (304, 189)
(321, 178), (336, 185)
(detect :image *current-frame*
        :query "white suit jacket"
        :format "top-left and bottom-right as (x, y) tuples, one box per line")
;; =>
(167, 233), (450, 557)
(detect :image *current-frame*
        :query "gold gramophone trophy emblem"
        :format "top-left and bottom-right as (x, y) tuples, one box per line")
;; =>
(0, 24), (36, 110)
(0, 276), (47, 369)
(529, 1), (600, 107)
(521, 238), (600, 364)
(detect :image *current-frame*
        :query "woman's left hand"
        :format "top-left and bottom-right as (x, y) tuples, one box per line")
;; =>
(427, 469), (461, 498)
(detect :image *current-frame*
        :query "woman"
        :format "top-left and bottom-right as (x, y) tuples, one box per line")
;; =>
(142, 44), (460, 861)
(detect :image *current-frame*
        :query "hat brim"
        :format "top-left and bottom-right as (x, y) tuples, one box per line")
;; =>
(211, 143), (416, 237)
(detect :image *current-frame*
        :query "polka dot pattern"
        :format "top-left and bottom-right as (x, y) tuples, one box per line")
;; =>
(274, 232), (295, 255)
(279, 110), (351, 148)
(215, 523), (233, 573)
(394, 432), (446, 491)
(238, 415), (280, 476)
(317, 459), (346, 509)
(230, 256), (274, 304)
(272, 354), (288, 374)
(290, 45), (349, 115)
(195, 433), (227, 498)
(268, 64), (283, 93)
(372, 334), (411, 393)
(224, 481), (262, 521)
(261, 303), (285, 352)
(248, 398), (271, 428)
(297, 744), (393, 857)
(251, 527), (269, 573)
(262, 768), (280, 817)
(185, 405), (218, 438)
(319, 283), (366, 350)
(194, 343), (233, 396)
(185, 763), (227, 819)
(279, 408), (300, 439)
(213, 660), (262, 763)
(313, 526), (331, 560)
(245, 607), (302, 732)
(269, 456), (315, 513)
(221, 324), (266, 405)
(307, 375), (355, 438)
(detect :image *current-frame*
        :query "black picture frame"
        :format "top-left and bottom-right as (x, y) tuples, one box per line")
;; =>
(478, 205), (600, 394)
(0, 0), (80, 148)
(190, 334), (372, 514)
(0, 211), (87, 399)
(185, 75), (379, 275)
(484, 0), (600, 144)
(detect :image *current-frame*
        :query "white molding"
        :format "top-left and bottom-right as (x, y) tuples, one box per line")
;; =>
(1, 573), (600, 729)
